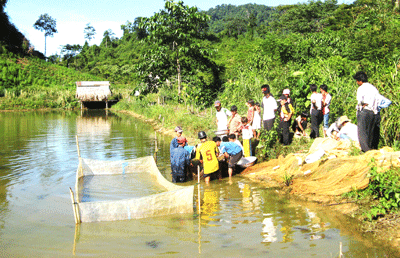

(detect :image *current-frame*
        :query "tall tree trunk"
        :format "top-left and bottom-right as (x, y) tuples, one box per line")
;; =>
(177, 58), (181, 96)
(44, 35), (47, 57)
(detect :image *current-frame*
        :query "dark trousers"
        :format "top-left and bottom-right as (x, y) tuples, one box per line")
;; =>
(172, 174), (185, 183)
(310, 109), (322, 139)
(263, 118), (275, 131)
(279, 119), (291, 145)
(358, 109), (379, 152)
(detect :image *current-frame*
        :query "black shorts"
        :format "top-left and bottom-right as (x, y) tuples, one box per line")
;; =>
(228, 152), (243, 168)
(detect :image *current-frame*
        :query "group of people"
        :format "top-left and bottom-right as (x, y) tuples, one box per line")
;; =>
(170, 125), (245, 184)
(169, 71), (390, 184)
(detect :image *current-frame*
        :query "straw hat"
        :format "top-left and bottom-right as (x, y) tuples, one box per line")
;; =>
(338, 116), (351, 125)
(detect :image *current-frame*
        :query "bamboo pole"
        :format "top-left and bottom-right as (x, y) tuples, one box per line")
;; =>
(154, 132), (158, 163)
(72, 223), (81, 255)
(197, 165), (201, 215)
(69, 187), (79, 224)
(197, 165), (201, 253)
(75, 135), (81, 158)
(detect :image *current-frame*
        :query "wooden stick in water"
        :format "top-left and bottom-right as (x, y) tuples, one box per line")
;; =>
(154, 132), (158, 163)
(197, 165), (201, 215)
(69, 187), (79, 224)
(75, 135), (81, 158)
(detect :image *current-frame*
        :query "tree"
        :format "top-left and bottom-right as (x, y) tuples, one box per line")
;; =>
(61, 44), (82, 68)
(102, 29), (115, 48)
(139, 0), (212, 96)
(84, 23), (96, 43)
(33, 13), (57, 57)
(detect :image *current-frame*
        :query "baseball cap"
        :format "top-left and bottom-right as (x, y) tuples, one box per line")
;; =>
(174, 126), (183, 133)
(283, 89), (290, 95)
(214, 100), (221, 106)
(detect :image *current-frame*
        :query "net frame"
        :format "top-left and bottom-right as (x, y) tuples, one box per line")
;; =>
(73, 156), (194, 223)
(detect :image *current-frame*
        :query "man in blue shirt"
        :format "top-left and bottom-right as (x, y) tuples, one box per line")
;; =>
(170, 136), (191, 183)
(214, 135), (243, 178)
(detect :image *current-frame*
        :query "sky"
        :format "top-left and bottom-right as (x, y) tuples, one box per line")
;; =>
(5, 0), (350, 57)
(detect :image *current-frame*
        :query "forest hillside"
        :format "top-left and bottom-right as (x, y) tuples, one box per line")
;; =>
(0, 0), (399, 146)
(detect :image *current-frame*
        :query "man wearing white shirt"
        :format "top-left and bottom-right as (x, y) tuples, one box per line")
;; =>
(214, 100), (231, 131)
(261, 84), (278, 131)
(309, 84), (323, 138)
(353, 71), (380, 152)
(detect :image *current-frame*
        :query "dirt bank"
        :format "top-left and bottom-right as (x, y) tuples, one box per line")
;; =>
(240, 138), (400, 252)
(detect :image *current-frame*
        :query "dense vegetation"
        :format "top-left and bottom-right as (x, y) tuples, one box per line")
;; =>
(1, 0), (399, 147)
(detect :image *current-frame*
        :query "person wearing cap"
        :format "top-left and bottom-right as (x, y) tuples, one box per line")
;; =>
(227, 105), (242, 138)
(194, 131), (220, 184)
(170, 136), (191, 183)
(353, 71), (380, 152)
(337, 116), (359, 143)
(309, 84), (323, 139)
(214, 100), (231, 131)
(320, 84), (332, 137)
(261, 84), (278, 131)
(282, 89), (292, 104)
(326, 118), (342, 139)
(278, 95), (294, 145)
(170, 126), (186, 162)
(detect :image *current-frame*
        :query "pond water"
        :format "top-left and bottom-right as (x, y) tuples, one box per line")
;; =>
(0, 110), (396, 257)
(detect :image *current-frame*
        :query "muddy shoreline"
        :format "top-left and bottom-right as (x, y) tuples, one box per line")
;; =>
(119, 108), (400, 254)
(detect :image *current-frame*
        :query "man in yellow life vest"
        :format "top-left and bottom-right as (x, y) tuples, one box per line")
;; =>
(195, 131), (220, 184)
(278, 95), (295, 145)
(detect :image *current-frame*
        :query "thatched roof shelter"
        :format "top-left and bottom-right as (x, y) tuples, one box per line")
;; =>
(76, 81), (111, 102)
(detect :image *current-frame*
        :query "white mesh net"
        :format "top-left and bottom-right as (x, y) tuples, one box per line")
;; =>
(73, 156), (194, 223)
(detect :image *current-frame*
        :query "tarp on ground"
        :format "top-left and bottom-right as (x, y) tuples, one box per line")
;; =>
(242, 138), (400, 198)
(74, 156), (194, 223)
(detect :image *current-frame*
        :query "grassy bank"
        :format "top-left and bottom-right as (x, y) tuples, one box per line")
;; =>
(112, 95), (314, 161)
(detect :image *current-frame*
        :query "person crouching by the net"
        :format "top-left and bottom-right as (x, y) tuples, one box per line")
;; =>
(221, 134), (243, 178)
(170, 136), (191, 183)
(195, 131), (220, 184)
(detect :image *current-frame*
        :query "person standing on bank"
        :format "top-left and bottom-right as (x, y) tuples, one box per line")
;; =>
(228, 105), (242, 138)
(320, 84), (332, 137)
(353, 71), (380, 152)
(214, 100), (231, 131)
(261, 84), (278, 131)
(309, 84), (323, 139)
(170, 137), (191, 183)
(278, 95), (294, 145)
(246, 99), (256, 126)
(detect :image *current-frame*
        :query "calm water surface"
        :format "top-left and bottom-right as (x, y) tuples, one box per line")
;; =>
(0, 110), (396, 257)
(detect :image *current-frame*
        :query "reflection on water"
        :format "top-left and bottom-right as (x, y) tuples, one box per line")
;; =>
(0, 110), (398, 257)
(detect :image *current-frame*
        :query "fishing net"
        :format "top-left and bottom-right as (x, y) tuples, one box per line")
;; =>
(73, 156), (194, 223)
(242, 138), (400, 199)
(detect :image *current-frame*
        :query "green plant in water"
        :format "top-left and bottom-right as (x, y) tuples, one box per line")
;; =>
(282, 172), (294, 186)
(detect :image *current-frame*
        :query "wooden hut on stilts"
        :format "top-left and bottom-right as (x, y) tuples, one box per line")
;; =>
(75, 81), (113, 110)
